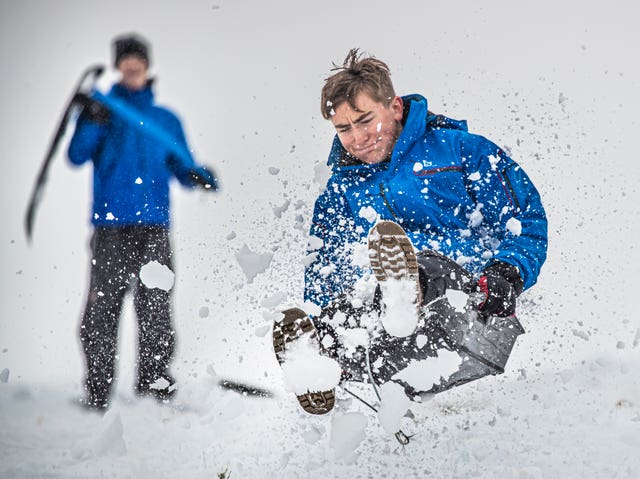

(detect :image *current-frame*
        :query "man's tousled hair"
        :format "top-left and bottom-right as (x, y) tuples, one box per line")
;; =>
(321, 48), (396, 120)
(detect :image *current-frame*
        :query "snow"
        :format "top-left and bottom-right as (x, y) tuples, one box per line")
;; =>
(506, 216), (522, 236)
(234, 243), (274, 283)
(139, 260), (175, 291)
(379, 278), (420, 337)
(2, 1), (640, 478)
(392, 349), (463, 391)
(376, 381), (411, 435)
(279, 334), (342, 395)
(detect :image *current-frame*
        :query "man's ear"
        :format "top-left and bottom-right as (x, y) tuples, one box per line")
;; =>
(391, 96), (404, 121)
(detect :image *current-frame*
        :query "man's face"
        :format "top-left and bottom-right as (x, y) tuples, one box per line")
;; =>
(330, 91), (403, 165)
(118, 55), (148, 91)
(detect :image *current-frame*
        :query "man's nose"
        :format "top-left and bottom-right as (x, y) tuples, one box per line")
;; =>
(352, 125), (368, 146)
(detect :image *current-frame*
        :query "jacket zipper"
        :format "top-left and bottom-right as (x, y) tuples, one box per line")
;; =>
(379, 183), (400, 221)
(501, 168), (521, 213)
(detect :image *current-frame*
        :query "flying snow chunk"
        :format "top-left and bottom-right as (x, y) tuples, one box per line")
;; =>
(268, 166), (280, 175)
(149, 377), (171, 390)
(445, 288), (469, 313)
(273, 199), (291, 218)
(261, 291), (289, 309)
(135, 177), (143, 184)
(468, 171), (481, 181)
(506, 217), (522, 236)
(358, 206), (379, 224)
(307, 235), (324, 251)
(280, 334), (341, 395)
(393, 349), (462, 391)
(377, 381), (411, 435)
(329, 412), (368, 463)
(235, 244), (273, 283)
(413, 162), (423, 172)
(380, 279), (419, 337)
(198, 306), (210, 318)
(139, 261), (175, 291)
(339, 327), (369, 354)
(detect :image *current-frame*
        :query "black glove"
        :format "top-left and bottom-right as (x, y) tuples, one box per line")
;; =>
(73, 92), (111, 124)
(189, 167), (218, 191)
(476, 262), (523, 317)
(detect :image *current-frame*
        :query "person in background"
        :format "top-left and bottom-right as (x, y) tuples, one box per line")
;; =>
(68, 33), (218, 411)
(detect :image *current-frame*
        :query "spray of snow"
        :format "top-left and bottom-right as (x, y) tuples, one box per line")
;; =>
(139, 261), (175, 291)
(234, 244), (274, 283)
(329, 412), (368, 463)
(380, 278), (419, 337)
(377, 381), (411, 435)
(393, 349), (463, 391)
(280, 334), (342, 395)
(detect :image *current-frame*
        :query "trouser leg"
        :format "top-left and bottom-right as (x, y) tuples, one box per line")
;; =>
(314, 250), (523, 398)
(132, 227), (176, 398)
(79, 228), (134, 408)
(415, 251), (524, 394)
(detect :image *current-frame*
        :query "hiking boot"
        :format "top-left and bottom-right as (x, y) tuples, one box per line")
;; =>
(368, 220), (422, 311)
(273, 307), (335, 415)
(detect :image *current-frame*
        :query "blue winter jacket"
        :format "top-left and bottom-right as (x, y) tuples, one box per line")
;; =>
(305, 94), (547, 308)
(68, 82), (212, 227)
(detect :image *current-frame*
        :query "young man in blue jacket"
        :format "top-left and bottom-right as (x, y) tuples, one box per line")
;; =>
(273, 49), (547, 415)
(68, 33), (217, 411)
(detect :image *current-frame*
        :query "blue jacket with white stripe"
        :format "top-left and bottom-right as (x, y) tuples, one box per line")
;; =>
(305, 94), (547, 308)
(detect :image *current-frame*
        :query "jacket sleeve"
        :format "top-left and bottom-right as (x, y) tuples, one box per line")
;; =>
(164, 116), (199, 186)
(67, 114), (108, 166)
(460, 134), (548, 291)
(304, 181), (361, 308)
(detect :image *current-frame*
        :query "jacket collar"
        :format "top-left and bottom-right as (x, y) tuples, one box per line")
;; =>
(110, 80), (154, 108)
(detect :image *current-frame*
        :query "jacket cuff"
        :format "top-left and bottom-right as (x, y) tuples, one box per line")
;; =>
(483, 261), (524, 296)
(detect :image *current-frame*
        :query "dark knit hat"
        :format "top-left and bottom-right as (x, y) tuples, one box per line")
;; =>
(113, 33), (151, 67)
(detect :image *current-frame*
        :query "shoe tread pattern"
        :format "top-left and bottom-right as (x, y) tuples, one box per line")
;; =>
(273, 307), (335, 415)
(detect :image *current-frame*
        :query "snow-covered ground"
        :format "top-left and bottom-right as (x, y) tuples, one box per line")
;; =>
(2, 1), (639, 477)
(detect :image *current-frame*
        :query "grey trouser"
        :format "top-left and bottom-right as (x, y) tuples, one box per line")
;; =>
(315, 251), (524, 397)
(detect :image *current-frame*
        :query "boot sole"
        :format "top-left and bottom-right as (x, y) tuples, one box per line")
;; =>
(368, 221), (421, 304)
(273, 307), (335, 415)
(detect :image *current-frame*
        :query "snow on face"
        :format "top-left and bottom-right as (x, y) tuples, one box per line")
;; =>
(379, 278), (419, 337)
(280, 333), (342, 395)
(392, 349), (463, 392)
(139, 260), (175, 291)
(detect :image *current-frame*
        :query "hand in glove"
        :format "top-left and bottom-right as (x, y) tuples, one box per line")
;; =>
(189, 166), (219, 191)
(476, 262), (523, 317)
(73, 92), (111, 124)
